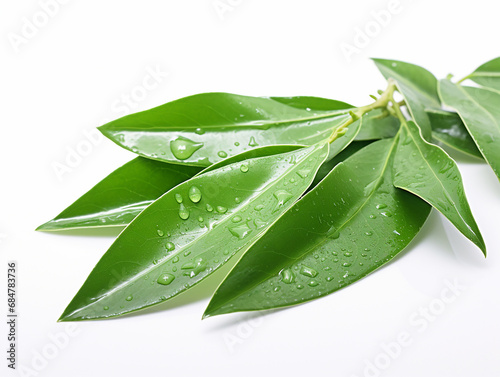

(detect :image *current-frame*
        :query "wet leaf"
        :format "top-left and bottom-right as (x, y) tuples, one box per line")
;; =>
(394, 120), (485, 254)
(59, 143), (329, 321)
(438, 79), (500, 180)
(99, 93), (352, 166)
(204, 138), (430, 317)
(37, 158), (201, 231)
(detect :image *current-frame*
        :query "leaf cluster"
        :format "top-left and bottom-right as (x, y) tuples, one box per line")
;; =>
(38, 57), (500, 321)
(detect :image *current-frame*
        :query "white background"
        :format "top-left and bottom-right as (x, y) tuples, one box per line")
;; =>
(1, 0), (500, 376)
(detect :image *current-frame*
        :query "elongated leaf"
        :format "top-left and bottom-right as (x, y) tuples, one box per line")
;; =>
(355, 109), (399, 140)
(203, 138), (431, 317)
(468, 57), (500, 90)
(99, 93), (352, 167)
(428, 109), (482, 158)
(372, 58), (440, 139)
(59, 143), (329, 321)
(438, 79), (500, 179)
(37, 158), (201, 231)
(394, 120), (485, 254)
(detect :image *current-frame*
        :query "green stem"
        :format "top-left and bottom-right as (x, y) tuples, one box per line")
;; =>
(328, 79), (397, 143)
(456, 74), (472, 85)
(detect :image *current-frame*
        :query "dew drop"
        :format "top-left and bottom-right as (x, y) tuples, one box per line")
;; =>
(228, 222), (252, 239)
(296, 169), (311, 178)
(188, 186), (202, 203)
(198, 216), (204, 222)
(342, 262), (351, 267)
(273, 190), (293, 208)
(365, 231), (373, 236)
(179, 203), (190, 220)
(240, 164), (249, 173)
(157, 229), (164, 237)
(249, 136), (259, 147)
(195, 127), (205, 135)
(218, 151), (228, 158)
(234, 141), (240, 146)
(296, 284), (304, 290)
(308, 280), (319, 287)
(232, 216), (242, 223)
(216, 206), (227, 214)
(166, 242), (175, 251)
(254, 204), (264, 211)
(170, 137), (203, 160)
(206, 204), (213, 212)
(376, 203), (387, 209)
(172, 256), (179, 263)
(274, 286), (281, 292)
(175, 193), (183, 204)
(157, 273), (175, 285)
(125, 295), (133, 301)
(300, 265), (318, 278)
(181, 258), (207, 277)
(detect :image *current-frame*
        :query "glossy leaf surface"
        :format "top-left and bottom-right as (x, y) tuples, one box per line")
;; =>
(37, 158), (201, 231)
(373, 58), (440, 139)
(394, 121), (485, 254)
(355, 109), (399, 140)
(59, 143), (329, 321)
(438, 79), (500, 179)
(468, 57), (500, 90)
(99, 93), (352, 167)
(204, 139), (431, 317)
(428, 109), (482, 158)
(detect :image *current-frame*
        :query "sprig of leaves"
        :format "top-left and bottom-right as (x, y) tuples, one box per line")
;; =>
(38, 57), (500, 321)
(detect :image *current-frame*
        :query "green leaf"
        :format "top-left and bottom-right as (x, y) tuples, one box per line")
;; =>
(355, 109), (399, 140)
(438, 79), (500, 180)
(99, 93), (352, 167)
(36, 158), (201, 231)
(372, 58), (440, 140)
(394, 120), (485, 254)
(468, 57), (500, 90)
(312, 140), (372, 187)
(428, 109), (483, 159)
(59, 143), (330, 321)
(203, 138), (431, 317)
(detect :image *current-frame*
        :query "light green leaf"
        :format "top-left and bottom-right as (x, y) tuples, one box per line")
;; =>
(468, 57), (500, 90)
(372, 58), (440, 140)
(394, 120), (485, 254)
(203, 138), (431, 317)
(99, 93), (352, 167)
(37, 158), (201, 231)
(438, 79), (500, 180)
(59, 143), (329, 321)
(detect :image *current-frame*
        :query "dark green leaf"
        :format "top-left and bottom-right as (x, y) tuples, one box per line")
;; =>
(428, 109), (483, 158)
(394, 120), (485, 254)
(59, 143), (329, 321)
(203, 138), (430, 317)
(355, 109), (399, 140)
(37, 158), (201, 231)
(372, 58), (440, 140)
(468, 57), (500, 90)
(99, 93), (352, 167)
(438, 79), (500, 180)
